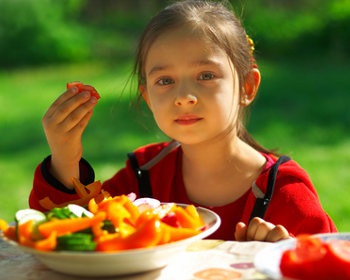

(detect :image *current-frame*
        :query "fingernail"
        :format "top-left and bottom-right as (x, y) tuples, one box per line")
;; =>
(90, 96), (98, 104)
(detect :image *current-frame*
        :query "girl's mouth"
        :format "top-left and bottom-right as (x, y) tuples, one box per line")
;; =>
(175, 115), (202, 125)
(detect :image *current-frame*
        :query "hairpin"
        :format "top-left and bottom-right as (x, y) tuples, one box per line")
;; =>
(246, 35), (255, 55)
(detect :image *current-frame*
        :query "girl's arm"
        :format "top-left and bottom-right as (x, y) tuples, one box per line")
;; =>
(42, 86), (98, 189)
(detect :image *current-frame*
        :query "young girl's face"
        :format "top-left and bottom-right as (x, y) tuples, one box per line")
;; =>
(142, 27), (241, 145)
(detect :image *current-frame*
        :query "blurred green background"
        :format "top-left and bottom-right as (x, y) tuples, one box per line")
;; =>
(0, 0), (349, 232)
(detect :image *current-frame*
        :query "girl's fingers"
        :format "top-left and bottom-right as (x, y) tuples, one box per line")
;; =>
(44, 86), (79, 119)
(265, 225), (291, 242)
(44, 92), (97, 133)
(69, 108), (94, 135)
(246, 217), (275, 241)
(234, 222), (247, 241)
(59, 96), (97, 132)
(245, 217), (291, 242)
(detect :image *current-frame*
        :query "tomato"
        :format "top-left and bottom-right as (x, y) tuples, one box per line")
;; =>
(280, 235), (328, 280)
(280, 235), (350, 280)
(66, 81), (101, 100)
(324, 240), (350, 279)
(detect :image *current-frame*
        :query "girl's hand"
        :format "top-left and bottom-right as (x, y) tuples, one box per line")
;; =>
(42, 86), (98, 188)
(234, 217), (292, 242)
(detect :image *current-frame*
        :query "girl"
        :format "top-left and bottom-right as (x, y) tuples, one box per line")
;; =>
(29, 0), (336, 241)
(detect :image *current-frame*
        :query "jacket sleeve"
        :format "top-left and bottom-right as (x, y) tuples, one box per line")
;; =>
(29, 155), (141, 212)
(29, 156), (95, 211)
(265, 175), (337, 235)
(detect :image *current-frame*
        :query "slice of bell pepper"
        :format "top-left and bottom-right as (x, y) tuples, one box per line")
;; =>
(38, 212), (106, 238)
(96, 216), (162, 252)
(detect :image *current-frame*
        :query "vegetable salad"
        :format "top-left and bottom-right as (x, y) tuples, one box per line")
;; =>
(0, 191), (205, 252)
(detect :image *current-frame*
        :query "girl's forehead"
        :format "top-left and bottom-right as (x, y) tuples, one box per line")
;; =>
(145, 27), (225, 63)
(151, 26), (211, 47)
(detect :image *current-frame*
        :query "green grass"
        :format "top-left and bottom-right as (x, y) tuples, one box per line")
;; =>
(0, 57), (349, 233)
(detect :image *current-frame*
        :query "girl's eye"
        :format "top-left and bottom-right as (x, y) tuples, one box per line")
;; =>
(199, 72), (215, 80)
(157, 78), (174, 86)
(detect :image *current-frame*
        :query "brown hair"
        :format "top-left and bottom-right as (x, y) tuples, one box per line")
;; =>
(133, 0), (276, 155)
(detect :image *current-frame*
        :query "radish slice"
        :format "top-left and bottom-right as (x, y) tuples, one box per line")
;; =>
(15, 209), (46, 225)
(133, 198), (161, 212)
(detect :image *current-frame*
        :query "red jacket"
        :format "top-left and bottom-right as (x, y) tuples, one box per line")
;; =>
(30, 141), (337, 240)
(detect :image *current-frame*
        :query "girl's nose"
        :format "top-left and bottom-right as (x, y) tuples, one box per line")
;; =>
(175, 93), (198, 106)
(174, 82), (198, 106)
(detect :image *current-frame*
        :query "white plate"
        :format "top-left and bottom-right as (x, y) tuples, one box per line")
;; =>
(2, 205), (220, 277)
(254, 232), (350, 279)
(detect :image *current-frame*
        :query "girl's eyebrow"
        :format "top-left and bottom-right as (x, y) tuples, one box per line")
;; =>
(147, 65), (171, 77)
(147, 59), (222, 77)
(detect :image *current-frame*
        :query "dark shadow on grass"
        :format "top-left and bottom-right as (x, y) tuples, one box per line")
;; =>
(247, 58), (350, 151)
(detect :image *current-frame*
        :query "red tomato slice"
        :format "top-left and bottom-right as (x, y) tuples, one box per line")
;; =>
(66, 81), (101, 100)
(66, 81), (83, 89)
(280, 235), (328, 280)
(324, 240), (350, 279)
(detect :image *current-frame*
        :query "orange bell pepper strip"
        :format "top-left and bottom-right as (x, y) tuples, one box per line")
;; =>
(17, 220), (36, 247)
(185, 205), (205, 225)
(39, 179), (103, 210)
(3, 225), (17, 241)
(34, 231), (57, 251)
(88, 198), (99, 214)
(16, 220), (58, 251)
(0, 218), (9, 232)
(160, 221), (201, 243)
(122, 199), (140, 225)
(97, 195), (140, 228)
(135, 209), (156, 227)
(96, 216), (162, 252)
(172, 206), (204, 229)
(38, 211), (106, 238)
(88, 190), (111, 214)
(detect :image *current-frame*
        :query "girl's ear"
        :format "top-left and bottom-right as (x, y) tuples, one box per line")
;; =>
(139, 85), (152, 109)
(241, 68), (261, 106)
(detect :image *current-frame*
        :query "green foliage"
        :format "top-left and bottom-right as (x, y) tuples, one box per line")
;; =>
(0, 0), (90, 67)
(0, 0), (349, 68)
(240, 0), (350, 58)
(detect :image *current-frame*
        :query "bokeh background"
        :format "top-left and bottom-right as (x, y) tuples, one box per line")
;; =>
(0, 0), (349, 231)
